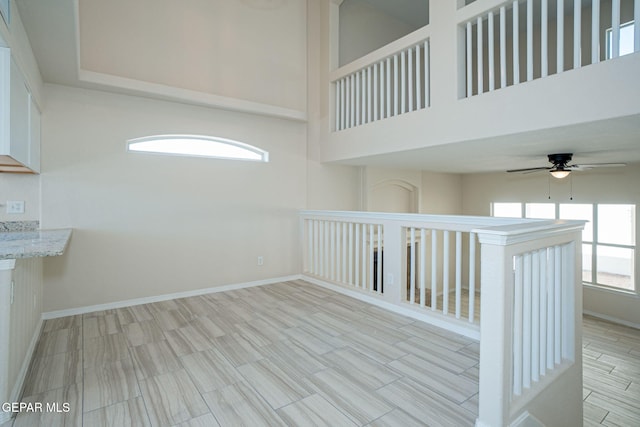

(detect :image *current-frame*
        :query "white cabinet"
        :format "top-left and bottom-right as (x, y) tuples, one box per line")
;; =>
(0, 47), (40, 173)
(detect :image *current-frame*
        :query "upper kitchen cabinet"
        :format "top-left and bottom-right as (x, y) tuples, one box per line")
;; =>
(0, 47), (40, 173)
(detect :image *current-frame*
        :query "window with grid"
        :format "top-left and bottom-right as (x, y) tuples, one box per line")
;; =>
(492, 202), (636, 292)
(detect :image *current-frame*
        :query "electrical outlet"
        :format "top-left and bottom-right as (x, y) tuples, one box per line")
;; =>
(6, 200), (25, 214)
(257, 256), (264, 266)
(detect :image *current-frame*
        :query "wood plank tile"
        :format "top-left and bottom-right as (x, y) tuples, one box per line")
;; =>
(123, 320), (166, 347)
(33, 328), (82, 357)
(83, 314), (122, 340)
(174, 412), (221, 427)
(13, 384), (82, 427)
(323, 347), (400, 390)
(42, 315), (82, 333)
(202, 381), (287, 427)
(237, 358), (312, 409)
(212, 333), (264, 367)
(22, 351), (82, 397)
(82, 396), (151, 427)
(83, 357), (141, 412)
(139, 369), (209, 426)
(309, 368), (394, 425)
(84, 333), (130, 368)
(388, 354), (477, 404)
(164, 324), (214, 357)
(181, 348), (243, 393)
(130, 339), (183, 379)
(377, 377), (477, 427)
(367, 407), (427, 427)
(277, 394), (358, 427)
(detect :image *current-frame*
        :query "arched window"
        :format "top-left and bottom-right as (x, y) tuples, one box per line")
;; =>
(126, 134), (269, 162)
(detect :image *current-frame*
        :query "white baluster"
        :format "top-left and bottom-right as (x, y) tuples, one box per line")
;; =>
(408, 47), (414, 111)
(340, 79), (346, 130)
(513, 1), (520, 84)
(532, 250), (540, 383)
(557, 0), (564, 73)
(416, 45), (422, 109)
(373, 63), (378, 121)
(488, 12), (495, 91)
(466, 22), (473, 97)
(527, 0), (534, 81)
(514, 255), (524, 396)
(349, 222), (354, 285)
(313, 220), (319, 275)
(612, 0), (621, 58)
(477, 16), (484, 94)
(455, 231), (462, 319)
(443, 230), (450, 315)
(500, 7), (507, 88)
(554, 245), (562, 364)
(362, 70), (367, 125)
(424, 40), (430, 106)
(420, 228), (426, 307)
(523, 253), (532, 390)
(377, 224), (383, 294)
(350, 74), (355, 128)
(362, 223), (368, 289)
(342, 223), (348, 283)
(386, 57), (392, 117)
(369, 224), (375, 291)
(366, 67), (372, 123)
(393, 54), (399, 116)
(353, 223), (360, 287)
(542, 0), (548, 77)
(431, 229), (438, 310)
(574, 0), (582, 68)
(469, 232), (476, 323)
(401, 50), (406, 114)
(592, 0), (600, 64)
(355, 71), (361, 127)
(547, 244), (555, 369)
(330, 221), (336, 281)
(380, 61), (386, 120)
(335, 82), (340, 131)
(410, 227), (416, 303)
(635, 0), (640, 52)
(539, 247), (548, 376)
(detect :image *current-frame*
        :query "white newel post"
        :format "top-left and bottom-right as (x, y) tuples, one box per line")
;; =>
(474, 221), (584, 427)
(474, 239), (513, 427)
(0, 259), (16, 424)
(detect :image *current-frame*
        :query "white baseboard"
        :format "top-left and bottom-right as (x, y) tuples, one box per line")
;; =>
(42, 275), (302, 319)
(583, 310), (640, 330)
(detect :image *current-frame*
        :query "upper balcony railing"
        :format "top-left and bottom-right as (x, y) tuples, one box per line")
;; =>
(331, 0), (639, 132)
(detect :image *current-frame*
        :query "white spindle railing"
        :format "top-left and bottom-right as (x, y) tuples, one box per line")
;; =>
(332, 33), (430, 132)
(301, 211), (585, 426)
(404, 226), (480, 323)
(462, 0), (639, 98)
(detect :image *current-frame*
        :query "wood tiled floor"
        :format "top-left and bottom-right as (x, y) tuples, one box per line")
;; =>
(8, 280), (640, 426)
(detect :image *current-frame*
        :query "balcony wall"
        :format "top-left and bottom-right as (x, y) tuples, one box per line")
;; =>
(319, 0), (640, 165)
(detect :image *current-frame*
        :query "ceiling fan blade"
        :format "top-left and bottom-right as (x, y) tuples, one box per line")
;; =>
(506, 167), (551, 173)
(569, 163), (627, 170)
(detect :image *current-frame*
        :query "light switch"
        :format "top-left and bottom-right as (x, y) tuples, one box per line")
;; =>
(6, 200), (25, 214)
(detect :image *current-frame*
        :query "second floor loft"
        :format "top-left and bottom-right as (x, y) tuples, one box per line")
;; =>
(322, 0), (640, 171)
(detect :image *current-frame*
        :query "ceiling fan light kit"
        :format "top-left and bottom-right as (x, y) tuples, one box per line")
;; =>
(507, 153), (626, 178)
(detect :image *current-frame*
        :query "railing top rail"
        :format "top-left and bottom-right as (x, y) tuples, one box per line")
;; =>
(473, 219), (587, 245)
(301, 209), (538, 227)
(456, 0), (520, 24)
(329, 25), (431, 82)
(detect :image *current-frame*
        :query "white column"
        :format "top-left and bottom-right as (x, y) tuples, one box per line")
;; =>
(488, 12), (495, 91)
(574, 0), (582, 68)
(611, 0), (621, 59)
(500, 7), (507, 88)
(592, 0), (600, 64)
(527, 0), (534, 81)
(466, 22), (473, 97)
(477, 16), (484, 94)
(513, 1), (521, 84)
(542, 0), (549, 76)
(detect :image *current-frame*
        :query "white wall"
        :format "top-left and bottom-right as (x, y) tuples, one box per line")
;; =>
(0, 173), (39, 221)
(78, 0), (307, 112)
(338, 0), (424, 66)
(462, 164), (640, 326)
(39, 84), (312, 312)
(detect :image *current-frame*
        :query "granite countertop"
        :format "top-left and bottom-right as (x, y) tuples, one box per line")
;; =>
(0, 222), (72, 260)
